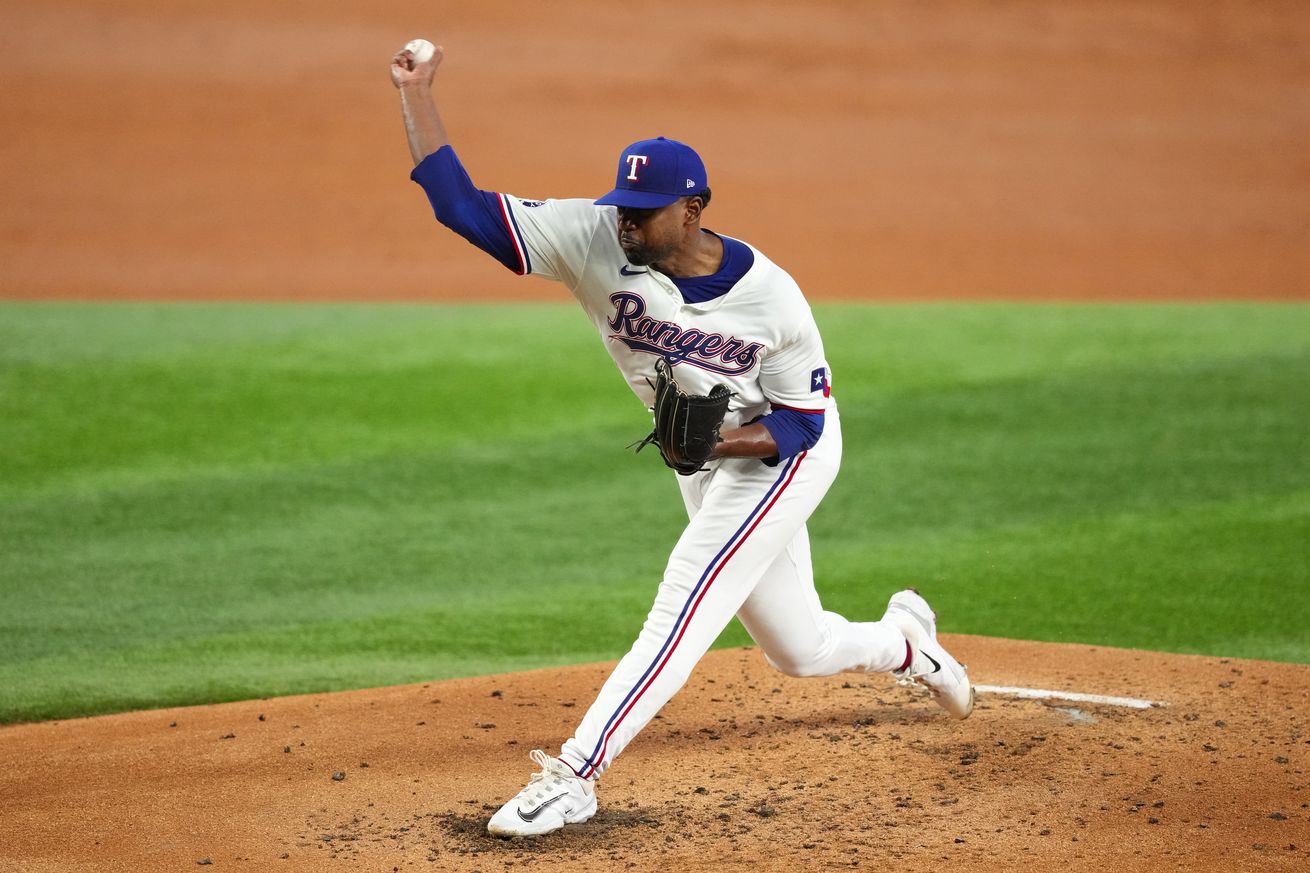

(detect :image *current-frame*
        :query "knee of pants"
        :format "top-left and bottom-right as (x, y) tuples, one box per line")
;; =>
(763, 650), (830, 679)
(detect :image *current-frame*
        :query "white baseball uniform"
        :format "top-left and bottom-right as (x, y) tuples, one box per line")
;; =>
(490, 194), (909, 779)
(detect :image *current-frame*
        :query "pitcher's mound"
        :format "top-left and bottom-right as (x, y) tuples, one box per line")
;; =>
(1, 636), (1307, 872)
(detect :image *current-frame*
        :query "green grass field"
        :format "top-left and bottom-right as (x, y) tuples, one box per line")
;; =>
(1, 302), (1306, 723)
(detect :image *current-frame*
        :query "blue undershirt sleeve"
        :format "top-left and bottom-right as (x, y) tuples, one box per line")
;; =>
(757, 406), (826, 465)
(409, 145), (522, 273)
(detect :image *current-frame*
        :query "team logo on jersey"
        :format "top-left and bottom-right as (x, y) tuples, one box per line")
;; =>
(607, 292), (763, 376)
(811, 367), (830, 397)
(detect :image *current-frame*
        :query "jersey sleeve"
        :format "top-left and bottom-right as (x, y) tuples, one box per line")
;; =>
(410, 145), (601, 285)
(754, 308), (829, 462)
(410, 146), (524, 274)
(758, 308), (831, 413)
(500, 196), (602, 287)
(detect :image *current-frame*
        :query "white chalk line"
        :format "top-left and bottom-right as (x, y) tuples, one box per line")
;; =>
(974, 684), (1162, 710)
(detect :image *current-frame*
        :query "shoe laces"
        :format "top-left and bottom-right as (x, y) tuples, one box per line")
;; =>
(893, 650), (939, 692)
(521, 749), (574, 803)
(897, 672), (934, 694)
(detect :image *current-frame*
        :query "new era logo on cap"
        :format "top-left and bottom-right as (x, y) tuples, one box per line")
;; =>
(596, 137), (708, 209)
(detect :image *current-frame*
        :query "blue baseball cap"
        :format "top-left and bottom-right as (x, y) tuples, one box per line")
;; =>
(595, 137), (708, 209)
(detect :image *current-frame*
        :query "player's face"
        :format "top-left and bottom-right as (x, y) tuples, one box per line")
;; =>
(616, 201), (688, 267)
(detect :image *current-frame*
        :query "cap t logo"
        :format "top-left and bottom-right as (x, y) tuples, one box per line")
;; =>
(624, 154), (649, 181)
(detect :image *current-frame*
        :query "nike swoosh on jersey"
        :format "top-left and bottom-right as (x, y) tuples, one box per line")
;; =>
(619, 266), (648, 276)
(517, 793), (569, 823)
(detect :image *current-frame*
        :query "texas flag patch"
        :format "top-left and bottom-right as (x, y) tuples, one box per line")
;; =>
(810, 367), (830, 397)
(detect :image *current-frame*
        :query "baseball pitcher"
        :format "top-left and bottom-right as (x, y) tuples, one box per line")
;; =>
(389, 40), (974, 838)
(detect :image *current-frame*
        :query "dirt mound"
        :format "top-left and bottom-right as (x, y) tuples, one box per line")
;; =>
(2, 636), (1306, 872)
(2, 1), (1308, 302)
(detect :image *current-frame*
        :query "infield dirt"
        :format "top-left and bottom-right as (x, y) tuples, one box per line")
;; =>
(2, 637), (1307, 872)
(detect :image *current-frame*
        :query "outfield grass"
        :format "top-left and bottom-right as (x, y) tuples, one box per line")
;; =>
(1, 302), (1306, 723)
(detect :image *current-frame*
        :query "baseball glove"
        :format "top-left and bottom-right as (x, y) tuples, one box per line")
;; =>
(632, 358), (733, 476)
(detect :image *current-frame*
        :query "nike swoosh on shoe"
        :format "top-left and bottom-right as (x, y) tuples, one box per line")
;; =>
(517, 793), (568, 823)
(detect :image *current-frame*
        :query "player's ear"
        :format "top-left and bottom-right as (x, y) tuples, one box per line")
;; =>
(683, 196), (703, 224)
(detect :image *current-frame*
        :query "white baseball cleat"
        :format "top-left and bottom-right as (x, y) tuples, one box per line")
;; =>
(486, 749), (598, 837)
(883, 589), (975, 720)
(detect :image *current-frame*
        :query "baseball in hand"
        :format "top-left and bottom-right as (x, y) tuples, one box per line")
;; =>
(404, 39), (436, 63)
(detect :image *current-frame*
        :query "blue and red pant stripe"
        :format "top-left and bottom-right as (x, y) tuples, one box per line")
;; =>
(572, 451), (808, 779)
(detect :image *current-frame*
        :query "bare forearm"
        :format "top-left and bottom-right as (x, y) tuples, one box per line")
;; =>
(714, 423), (778, 459)
(398, 83), (449, 166)
(390, 41), (447, 165)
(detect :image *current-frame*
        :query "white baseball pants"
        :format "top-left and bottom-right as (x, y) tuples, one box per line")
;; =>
(557, 406), (908, 779)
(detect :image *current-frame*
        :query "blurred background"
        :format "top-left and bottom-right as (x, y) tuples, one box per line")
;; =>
(1, 0), (1307, 303)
